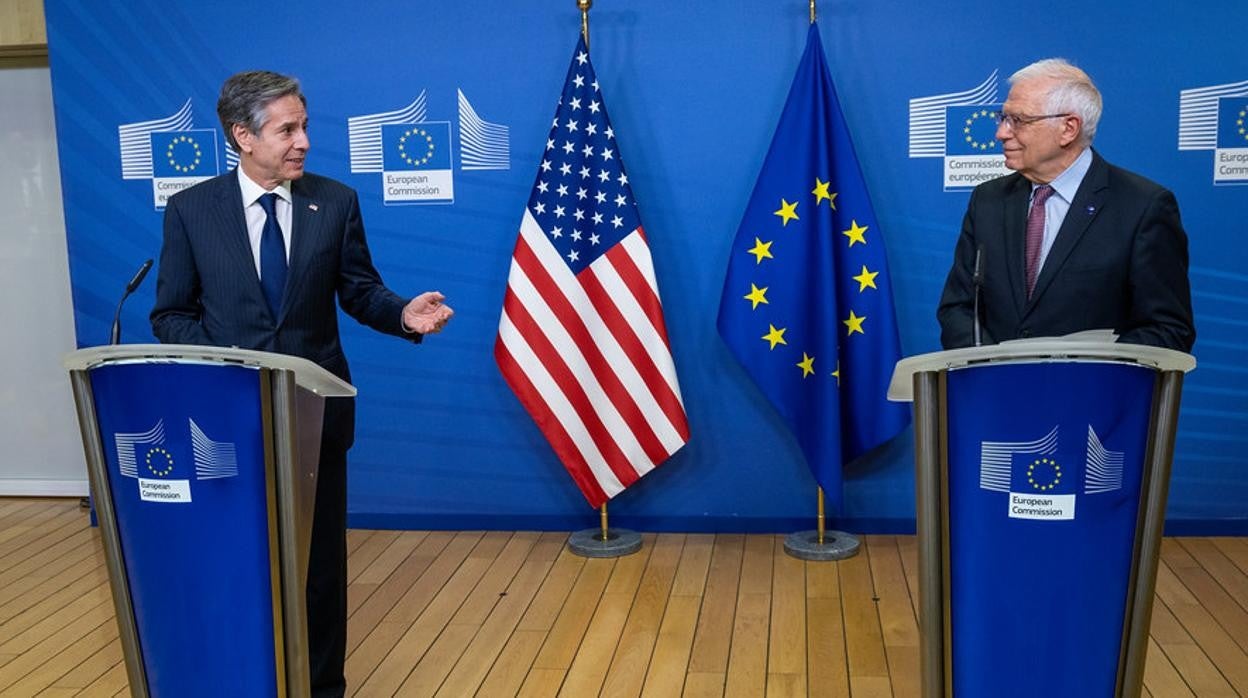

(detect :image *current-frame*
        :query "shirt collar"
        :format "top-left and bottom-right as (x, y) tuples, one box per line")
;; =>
(1035, 147), (1093, 203)
(236, 167), (292, 207)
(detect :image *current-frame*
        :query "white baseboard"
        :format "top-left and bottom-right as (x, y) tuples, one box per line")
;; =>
(0, 479), (90, 497)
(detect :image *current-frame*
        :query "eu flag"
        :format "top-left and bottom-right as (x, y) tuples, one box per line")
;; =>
(717, 24), (909, 507)
(1216, 96), (1248, 148)
(381, 122), (453, 171)
(945, 104), (1004, 156)
(150, 129), (219, 178)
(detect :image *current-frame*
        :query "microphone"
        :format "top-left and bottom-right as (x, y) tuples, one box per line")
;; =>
(110, 259), (154, 345)
(972, 247), (984, 348)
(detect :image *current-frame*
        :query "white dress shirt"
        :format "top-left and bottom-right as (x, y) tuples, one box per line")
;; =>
(237, 168), (293, 280)
(1030, 146), (1093, 274)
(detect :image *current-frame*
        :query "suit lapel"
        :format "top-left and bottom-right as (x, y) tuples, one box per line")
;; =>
(212, 173), (269, 310)
(1002, 174), (1031, 318)
(1026, 152), (1109, 310)
(284, 178), (322, 322)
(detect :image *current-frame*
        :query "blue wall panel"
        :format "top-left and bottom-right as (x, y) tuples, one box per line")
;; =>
(45, 1), (1247, 532)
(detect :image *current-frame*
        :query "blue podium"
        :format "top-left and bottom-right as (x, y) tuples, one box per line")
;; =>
(889, 336), (1195, 698)
(64, 345), (355, 698)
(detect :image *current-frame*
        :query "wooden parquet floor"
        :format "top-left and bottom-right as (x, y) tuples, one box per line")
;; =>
(0, 497), (1245, 696)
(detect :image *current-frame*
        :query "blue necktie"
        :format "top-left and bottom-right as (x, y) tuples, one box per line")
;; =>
(257, 192), (287, 317)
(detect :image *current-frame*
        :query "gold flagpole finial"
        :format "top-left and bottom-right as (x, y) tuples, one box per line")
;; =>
(579, 0), (592, 48)
(810, 0), (816, 24)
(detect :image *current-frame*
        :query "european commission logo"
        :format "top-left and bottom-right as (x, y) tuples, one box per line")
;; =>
(119, 100), (234, 209)
(979, 425), (1125, 521)
(348, 89), (510, 205)
(909, 71), (1011, 190)
(1178, 79), (1248, 185)
(113, 418), (240, 503)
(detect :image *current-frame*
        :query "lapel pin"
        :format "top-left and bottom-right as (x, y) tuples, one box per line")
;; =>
(1086, 205), (1096, 215)
(308, 203), (319, 212)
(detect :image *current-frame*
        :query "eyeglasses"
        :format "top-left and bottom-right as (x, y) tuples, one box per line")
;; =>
(994, 112), (1072, 129)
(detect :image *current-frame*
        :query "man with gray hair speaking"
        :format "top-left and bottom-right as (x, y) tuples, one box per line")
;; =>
(151, 70), (453, 696)
(937, 58), (1195, 352)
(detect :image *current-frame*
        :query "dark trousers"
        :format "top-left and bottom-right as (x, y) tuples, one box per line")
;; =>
(307, 437), (348, 698)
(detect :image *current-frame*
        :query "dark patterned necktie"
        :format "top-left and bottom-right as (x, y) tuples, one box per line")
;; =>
(257, 192), (287, 316)
(1024, 184), (1054, 299)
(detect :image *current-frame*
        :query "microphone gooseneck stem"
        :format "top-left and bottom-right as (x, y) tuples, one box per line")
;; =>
(972, 247), (983, 348)
(973, 294), (981, 347)
(110, 293), (128, 345)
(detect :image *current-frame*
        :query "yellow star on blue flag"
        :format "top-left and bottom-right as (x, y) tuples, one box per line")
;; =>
(716, 23), (909, 508)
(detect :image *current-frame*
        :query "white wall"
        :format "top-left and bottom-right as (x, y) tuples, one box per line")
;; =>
(0, 62), (87, 495)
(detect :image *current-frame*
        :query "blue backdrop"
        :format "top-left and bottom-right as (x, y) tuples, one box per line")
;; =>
(45, 1), (1247, 532)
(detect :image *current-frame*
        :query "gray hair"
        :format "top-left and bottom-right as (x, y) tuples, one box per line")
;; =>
(1009, 58), (1102, 144)
(217, 71), (305, 151)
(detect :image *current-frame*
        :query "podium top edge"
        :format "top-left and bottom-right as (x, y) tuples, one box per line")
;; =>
(63, 344), (357, 398)
(887, 339), (1195, 402)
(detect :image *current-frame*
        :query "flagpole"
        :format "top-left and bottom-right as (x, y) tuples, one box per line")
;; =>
(817, 487), (825, 544)
(782, 1), (863, 562)
(579, 0), (591, 49)
(559, 0), (642, 560)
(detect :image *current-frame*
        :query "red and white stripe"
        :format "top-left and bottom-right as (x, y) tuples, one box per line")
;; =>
(496, 208), (690, 506)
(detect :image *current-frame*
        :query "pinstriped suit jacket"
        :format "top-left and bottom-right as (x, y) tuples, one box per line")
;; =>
(150, 170), (418, 447)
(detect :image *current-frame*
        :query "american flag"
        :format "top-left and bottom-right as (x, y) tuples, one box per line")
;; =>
(495, 36), (690, 508)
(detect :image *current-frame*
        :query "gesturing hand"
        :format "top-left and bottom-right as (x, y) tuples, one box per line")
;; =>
(403, 291), (454, 334)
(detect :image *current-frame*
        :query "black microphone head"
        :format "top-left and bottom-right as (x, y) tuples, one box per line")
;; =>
(126, 259), (154, 293)
(972, 247), (984, 285)
(113, 258), (153, 345)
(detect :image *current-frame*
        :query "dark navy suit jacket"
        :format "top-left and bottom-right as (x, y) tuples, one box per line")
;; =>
(150, 170), (417, 448)
(937, 151), (1195, 352)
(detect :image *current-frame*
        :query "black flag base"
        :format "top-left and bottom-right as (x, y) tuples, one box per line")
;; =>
(783, 530), (861, 561)
(568, 527), (642, 558)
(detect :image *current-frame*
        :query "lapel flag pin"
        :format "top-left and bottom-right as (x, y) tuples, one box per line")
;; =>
(308, 203), (319, 211)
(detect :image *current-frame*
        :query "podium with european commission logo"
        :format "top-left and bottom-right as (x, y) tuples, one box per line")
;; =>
(64, 345), (355, 698)
(888, 336), (1195, 698)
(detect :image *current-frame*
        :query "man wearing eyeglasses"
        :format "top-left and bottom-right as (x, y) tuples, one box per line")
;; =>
(936, 58), (1195, 352)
